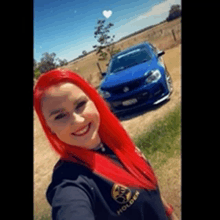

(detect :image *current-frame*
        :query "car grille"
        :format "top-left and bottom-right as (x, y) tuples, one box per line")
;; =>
(108, 80), (142, 94)
(111, 85), (164, 111)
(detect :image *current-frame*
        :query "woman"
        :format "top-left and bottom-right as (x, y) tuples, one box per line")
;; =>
(34, 69), (177, 220)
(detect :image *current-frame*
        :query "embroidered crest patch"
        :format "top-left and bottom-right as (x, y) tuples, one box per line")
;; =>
(111, 184), (132, 204)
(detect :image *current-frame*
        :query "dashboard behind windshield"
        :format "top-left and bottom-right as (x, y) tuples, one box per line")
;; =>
(109, 47), (152, 73)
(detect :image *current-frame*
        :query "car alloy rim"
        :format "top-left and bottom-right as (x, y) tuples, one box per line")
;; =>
(166, 76), (173, 93)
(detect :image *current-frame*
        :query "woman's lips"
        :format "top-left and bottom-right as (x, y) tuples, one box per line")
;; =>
(71, 122), (91, 137)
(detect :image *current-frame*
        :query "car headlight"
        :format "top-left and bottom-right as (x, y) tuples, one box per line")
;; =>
(144, 69), (161, 84)
(99, 89), (111, 98)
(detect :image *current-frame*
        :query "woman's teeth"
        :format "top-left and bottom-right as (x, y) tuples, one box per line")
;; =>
(72, 123), (90, 136)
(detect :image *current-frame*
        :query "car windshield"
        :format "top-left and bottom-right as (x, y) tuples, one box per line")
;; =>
(109, 47), (152, 73)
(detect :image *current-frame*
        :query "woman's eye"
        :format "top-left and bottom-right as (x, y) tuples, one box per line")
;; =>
(76, 101), (87, 110)
(55, 113), (67, 120)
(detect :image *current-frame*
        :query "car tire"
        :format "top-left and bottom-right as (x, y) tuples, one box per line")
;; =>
(164, 65), (173, 95)
(166, 74), (173, 94)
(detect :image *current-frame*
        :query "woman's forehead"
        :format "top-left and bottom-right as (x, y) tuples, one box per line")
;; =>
(45, 83), (85, 97)
(41, 83), (88, 109)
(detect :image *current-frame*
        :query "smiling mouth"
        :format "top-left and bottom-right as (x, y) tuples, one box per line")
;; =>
(71, 122), (91, 137)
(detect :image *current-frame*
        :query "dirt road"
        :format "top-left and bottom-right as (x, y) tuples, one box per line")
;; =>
(34, 44), (181, 216)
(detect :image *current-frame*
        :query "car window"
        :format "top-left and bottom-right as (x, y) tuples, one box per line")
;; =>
(109, 47), (152, 73)
(117, 48), (141, 59)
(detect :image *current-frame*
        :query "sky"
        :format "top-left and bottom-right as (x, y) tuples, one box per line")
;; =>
(34, 0), (181, 63)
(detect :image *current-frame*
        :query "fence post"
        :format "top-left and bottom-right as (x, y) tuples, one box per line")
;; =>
(172, 29), (176, 41)
(97, 62), (102, 74)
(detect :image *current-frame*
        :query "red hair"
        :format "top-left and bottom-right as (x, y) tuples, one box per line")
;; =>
(34, 69), (157, 189)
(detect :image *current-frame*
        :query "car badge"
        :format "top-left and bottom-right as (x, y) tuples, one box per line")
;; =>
(123, 87), (129, 93)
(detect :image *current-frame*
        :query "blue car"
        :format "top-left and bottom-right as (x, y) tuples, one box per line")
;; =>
(98, 41), (173, 116)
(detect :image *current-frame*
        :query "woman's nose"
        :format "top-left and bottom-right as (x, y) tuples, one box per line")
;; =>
(71, 112), (85, 124)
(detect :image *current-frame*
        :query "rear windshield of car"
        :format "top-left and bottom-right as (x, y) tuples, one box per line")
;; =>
(109, 47), (152, 73)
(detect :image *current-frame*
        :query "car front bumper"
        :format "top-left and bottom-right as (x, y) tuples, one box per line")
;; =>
(107, 79), (171, 115)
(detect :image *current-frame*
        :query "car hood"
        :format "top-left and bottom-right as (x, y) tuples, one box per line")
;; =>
(100, 59), (157, 89)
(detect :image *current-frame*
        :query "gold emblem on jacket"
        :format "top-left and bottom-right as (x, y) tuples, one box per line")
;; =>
(111, 184), (132, 204)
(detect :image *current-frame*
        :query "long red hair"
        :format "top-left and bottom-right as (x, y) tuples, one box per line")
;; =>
(34, 69), (157, 189)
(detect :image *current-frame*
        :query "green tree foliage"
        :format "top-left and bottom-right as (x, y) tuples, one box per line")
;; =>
(82, 50), (87, 56)
(56, 58), (68, 67)
(34, 53), (68, 79)
(93, 19), (116, 60)
(38, 52), (57, 74)
(166, 4), (181, 21)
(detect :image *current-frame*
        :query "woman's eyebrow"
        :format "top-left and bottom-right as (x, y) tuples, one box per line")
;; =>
(49, 96), (87, 117)
(71, 95), (88, 105)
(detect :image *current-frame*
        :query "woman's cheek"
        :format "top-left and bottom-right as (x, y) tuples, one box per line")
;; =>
(84, 103), (100, 120)
(54, 125), (72, 144)
(49, 120), (71, 136)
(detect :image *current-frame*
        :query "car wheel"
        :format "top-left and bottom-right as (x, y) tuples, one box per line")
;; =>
(164, 65), (173, 95)
(166, 73), (173, 95)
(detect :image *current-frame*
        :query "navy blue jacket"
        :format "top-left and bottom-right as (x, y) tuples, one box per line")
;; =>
(46, 144), (168, 220)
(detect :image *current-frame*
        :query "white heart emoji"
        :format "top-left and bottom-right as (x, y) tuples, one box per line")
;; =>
(102, 10), (112, 19)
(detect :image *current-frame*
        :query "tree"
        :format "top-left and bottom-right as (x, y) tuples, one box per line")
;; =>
(33, 59), (37, 71)
(38, 52), (57, 74)
(82, 50), (87, 56)
(56, 58), (68, 67)
(93, 19), (115, 60)
(34, 53), (69, 78)
(166, 4), (181, 21)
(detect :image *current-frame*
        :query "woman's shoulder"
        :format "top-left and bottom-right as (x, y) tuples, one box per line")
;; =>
(48, 158), (93, 192)
(51, 158), (92, 183)
(46, 159), (94, 205)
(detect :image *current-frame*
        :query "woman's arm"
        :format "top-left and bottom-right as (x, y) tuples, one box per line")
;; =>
(167, 213), (178, 220)
(161, 196), (178, 220)
(48, 182), (95, 220)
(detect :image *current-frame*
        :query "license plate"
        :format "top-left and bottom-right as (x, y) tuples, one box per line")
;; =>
(122, 98), (138, 106)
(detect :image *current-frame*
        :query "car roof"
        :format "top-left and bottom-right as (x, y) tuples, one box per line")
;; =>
(112, 41), (150, 58)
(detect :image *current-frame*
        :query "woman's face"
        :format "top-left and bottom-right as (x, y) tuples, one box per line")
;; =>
(41, 82), (101, 150)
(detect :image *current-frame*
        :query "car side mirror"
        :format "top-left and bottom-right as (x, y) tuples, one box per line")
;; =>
(101, 72), (107, 77)
(157, 50), (165, 57)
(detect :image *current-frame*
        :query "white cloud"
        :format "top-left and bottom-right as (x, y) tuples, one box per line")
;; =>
(136, 0), (180, 21)
(113, 0), (181, 41)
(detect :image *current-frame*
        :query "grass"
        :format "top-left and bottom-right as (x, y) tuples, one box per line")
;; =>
(133, 104), (181, 218)
(133, 104), (181, 168)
